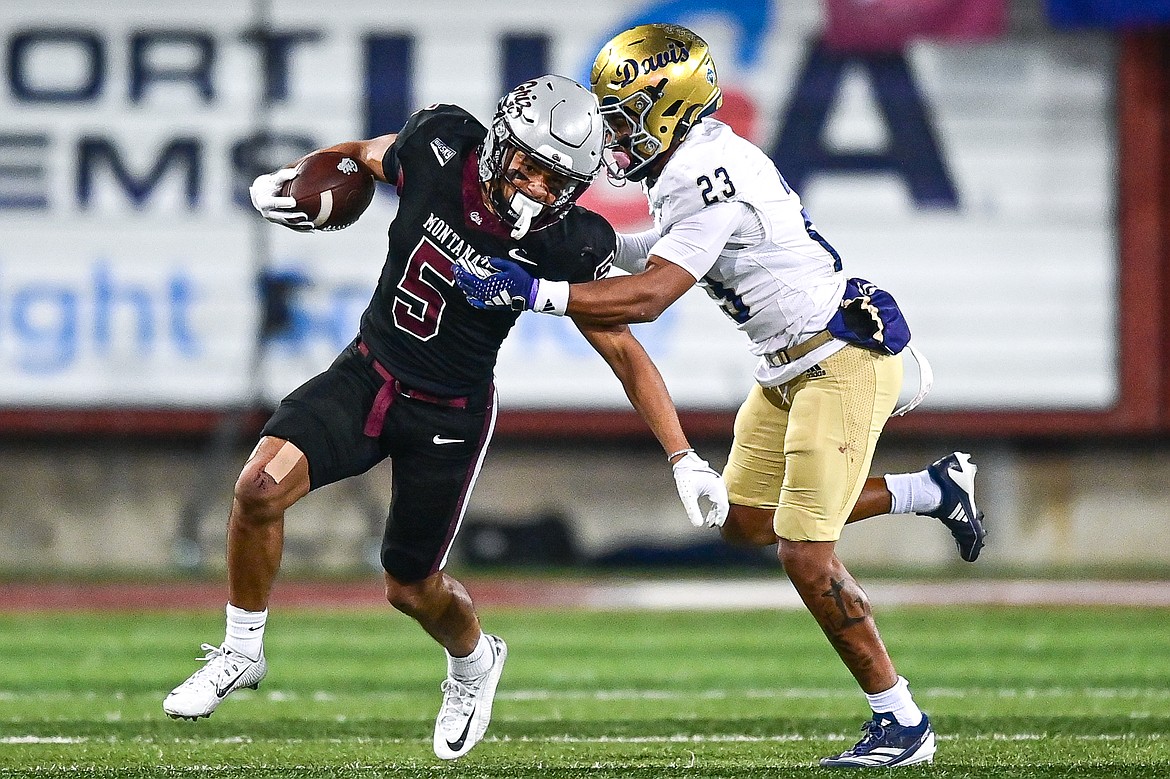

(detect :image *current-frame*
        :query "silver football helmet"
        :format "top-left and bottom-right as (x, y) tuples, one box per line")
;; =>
(480, 74), (605, 238)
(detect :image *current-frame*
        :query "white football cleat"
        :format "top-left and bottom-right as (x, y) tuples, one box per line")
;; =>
(163, 643), (267, 720)
(432, 634), (508, 760)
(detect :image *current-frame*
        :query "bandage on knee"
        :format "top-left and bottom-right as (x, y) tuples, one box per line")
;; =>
(262, 441), (304, 484)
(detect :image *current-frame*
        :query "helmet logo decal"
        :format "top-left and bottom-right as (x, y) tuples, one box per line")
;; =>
(504, 80), (538, 120)
(615, 42), (690, 88)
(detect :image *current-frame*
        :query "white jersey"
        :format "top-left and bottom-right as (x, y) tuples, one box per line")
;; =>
(644, 119), (847, 386)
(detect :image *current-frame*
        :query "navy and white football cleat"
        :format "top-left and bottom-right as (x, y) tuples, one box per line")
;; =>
(820, 712), (936, 768)
(924, 452), (986, 562)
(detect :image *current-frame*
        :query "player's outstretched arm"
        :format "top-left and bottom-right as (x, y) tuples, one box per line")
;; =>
(454, 255), (695, 325)
(576, 321), (728, 529)
(565, 257), (695, 325)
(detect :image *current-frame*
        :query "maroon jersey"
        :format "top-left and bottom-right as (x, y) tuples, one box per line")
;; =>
(357, 105), (616, 396)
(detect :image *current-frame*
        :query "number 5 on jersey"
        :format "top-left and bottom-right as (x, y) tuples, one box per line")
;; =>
(394, 239), (453, 340)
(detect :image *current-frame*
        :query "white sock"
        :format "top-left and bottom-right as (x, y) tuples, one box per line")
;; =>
(884, 471), (942, 515)
(224, 603), (266, 660)
(447, 632), (494, 681)
(865, 676), (923, 727)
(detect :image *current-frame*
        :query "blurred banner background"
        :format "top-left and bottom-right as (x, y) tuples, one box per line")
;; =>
(0, 0), (1167, 575)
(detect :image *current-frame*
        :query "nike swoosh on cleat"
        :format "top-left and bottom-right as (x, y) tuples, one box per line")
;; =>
(445, 706), (476, 752)
(433, 435), (464, 445)
(214, 667), (251, 699)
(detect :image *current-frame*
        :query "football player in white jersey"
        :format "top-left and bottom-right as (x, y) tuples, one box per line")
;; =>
(455, 25), (986, 768)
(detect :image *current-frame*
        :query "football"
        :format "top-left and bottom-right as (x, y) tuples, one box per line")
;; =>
(281, 150), (376, 230)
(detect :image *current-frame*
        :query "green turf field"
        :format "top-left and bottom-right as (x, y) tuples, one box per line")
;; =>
(1, 604), (1167, 777)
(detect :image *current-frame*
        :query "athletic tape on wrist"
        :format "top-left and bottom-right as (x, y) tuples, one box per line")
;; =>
(531, 280), (569, 316)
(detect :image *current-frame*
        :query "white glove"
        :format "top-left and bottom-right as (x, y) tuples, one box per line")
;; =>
(672, 452), (729, 528)
(249, 167), (313, 231)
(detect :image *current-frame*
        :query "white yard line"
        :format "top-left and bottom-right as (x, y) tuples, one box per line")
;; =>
(582, 579), (1170, 610)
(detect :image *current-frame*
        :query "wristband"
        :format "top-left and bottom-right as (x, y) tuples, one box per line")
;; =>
(667, 448), (695, 463)
(530, 279), (569, 316)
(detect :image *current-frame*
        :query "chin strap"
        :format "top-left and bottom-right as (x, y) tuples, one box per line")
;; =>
(508, 191), (544, 239)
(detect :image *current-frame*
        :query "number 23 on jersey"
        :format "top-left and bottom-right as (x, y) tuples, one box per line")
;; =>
(697, 167), (736, 206)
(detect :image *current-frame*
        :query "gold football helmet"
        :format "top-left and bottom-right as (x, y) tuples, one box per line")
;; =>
(589, 24), (722, 182)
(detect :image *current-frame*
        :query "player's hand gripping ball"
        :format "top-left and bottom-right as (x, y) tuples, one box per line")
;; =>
(279, 151), (376, 231)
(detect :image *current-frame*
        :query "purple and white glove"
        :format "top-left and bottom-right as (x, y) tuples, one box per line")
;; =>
(452, 258), (537, 311)
(453, 258), (570, 315)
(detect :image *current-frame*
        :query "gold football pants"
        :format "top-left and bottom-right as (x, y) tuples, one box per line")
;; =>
(723, 346), (903, 542)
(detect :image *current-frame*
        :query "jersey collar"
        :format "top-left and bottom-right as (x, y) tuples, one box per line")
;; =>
(461, 151), (512, 238)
